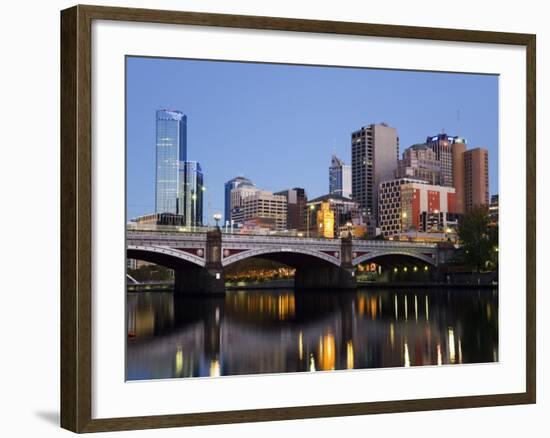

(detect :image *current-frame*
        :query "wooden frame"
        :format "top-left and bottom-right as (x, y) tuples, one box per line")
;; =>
(60, 4), (536, 433)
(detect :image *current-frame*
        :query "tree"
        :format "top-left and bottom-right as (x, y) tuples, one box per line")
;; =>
(457, 206), (498, 272)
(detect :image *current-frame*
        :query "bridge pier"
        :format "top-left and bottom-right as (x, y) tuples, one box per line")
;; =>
(174, 228), (226, 295)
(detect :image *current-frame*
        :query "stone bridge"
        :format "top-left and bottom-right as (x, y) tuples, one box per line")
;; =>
(127, 228), (455, 294)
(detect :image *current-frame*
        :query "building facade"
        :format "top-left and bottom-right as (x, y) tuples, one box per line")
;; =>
(316, 202), (335, 239)
(224, 176), (254, 224)
(379, 178), (456, 238)
(329, 154), (352, 198)
(425, 133), (467, 188)
(396, 143), (441, 185)
(178, 161), (204, 227)
(155, 109), (188, 214)
(489, 194), (499, 226)
(351, 123), (399, 224)
(274, 187), (308, 231)
(464, 147), (490, 210)
(307, 194), (359, 238)
(234, 190), (287, 231)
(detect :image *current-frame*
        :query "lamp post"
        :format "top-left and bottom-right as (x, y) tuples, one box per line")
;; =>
(213, 212), (222, 229)
(306, 204), (315, 238)
(191, 192), (197, 232)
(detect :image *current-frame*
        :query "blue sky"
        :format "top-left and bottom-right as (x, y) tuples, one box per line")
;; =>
(126, 57), (498, 223)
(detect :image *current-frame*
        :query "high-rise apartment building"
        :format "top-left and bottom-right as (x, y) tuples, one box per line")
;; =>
(155, 109), (187, 214)
(396, 144), (441, 185)
(451, 140), (467, 214)
(178, 161), (204, 227)
(274, 187), (307, 231)
(329, 154), (352, 198)
(224, 176), (254, 223)
(464, 147), (489, 210)
(351, 123), (399, 223)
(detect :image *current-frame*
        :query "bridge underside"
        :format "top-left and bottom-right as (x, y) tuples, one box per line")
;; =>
(228, 253), (356, 291)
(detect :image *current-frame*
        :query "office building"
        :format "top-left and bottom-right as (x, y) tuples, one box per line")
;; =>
(224, 176), (254, 223)
(426, 133), (467, 187)
(351, 123), (399, 224)
(274, 187), (308, 231)
(396, 144), (441, 185)
(234, 190), (287, 231)
(329, 154), (352, 198)
(155, 109), (187, 214)
(378, 178), (456, 238)
(178, 161), (204, 227)
(464, 147), (489, 210)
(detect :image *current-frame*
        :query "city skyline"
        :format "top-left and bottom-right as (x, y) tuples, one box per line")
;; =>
(127, 57), (499, 222)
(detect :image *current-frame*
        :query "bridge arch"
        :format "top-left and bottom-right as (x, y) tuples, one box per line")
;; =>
(127, 245), (206, 269)
(222, 247), (341, 268)
(353, 250), (437, 267)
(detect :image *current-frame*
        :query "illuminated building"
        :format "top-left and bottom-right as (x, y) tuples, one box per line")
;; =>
(425, 133), (467, 187)
(307, 194), (358, 238)
(378, 178), (457, 238)
(316, 201), (335, 239)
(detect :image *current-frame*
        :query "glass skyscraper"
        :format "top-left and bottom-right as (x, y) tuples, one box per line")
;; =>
(178, 161), (204, 227)
(329, 154), (352, 199)
(155, 109), (187, 214)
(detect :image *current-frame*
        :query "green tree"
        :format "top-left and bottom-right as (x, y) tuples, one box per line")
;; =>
(457, 206), (498, 272)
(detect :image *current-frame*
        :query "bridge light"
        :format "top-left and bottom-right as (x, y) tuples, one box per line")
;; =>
(413, 266), (418, 272)
(424, 265), (429, 271)
(403, 267), (408, 272)
(393, 267), (398, 273)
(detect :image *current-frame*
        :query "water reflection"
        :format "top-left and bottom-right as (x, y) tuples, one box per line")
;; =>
(126, 288), (498, 380)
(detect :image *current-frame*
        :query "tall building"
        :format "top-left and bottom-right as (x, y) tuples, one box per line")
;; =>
(178, 161), (204, 227)
(426, 133), (467, 187)
(451, 140), (467, 214)
(396, 144), (441, 185)
(274, 187), (308, 231)
(329, 154), (352, 198)
(224, 176), (254, 223)
(464, 147), (489, 210)
(316, 202), (335, 239)
(379, 178), (456, 238)
(230, 184), (260, 224)
(351, 123), (399, 223)
(155, 109), (187, 214)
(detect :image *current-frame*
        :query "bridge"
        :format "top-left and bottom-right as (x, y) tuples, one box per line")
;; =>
(127, 228), (456, 294)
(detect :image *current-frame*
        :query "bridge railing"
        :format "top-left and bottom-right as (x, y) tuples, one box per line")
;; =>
(126, 224), (440, 248)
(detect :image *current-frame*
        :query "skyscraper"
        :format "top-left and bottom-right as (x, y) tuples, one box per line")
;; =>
(155, 109), (187, 214)
(464, 147), (489, 210)
(329, 154), (352, 198)
(178, 161), (204, 227)
(425, 133), (467, 187)
(351, 123), (399, 224)
(224, 176), (254, 223)
(451, 140), (467, 214)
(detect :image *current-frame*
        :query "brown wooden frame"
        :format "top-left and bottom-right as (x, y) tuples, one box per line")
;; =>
(60, 4), (536, 433)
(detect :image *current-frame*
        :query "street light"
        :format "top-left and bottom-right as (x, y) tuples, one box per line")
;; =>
(213, 212), (222, 228)
(306, 204), (316, 238)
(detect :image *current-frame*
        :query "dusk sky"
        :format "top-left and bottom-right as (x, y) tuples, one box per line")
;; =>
(126, 57), (498, 223)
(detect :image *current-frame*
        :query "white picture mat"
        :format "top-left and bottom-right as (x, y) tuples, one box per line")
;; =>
(91, 20), (526, 419)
